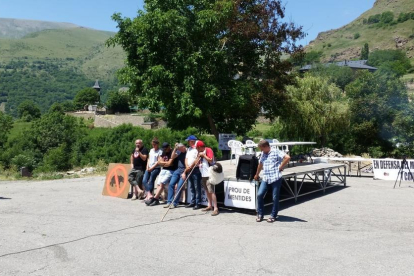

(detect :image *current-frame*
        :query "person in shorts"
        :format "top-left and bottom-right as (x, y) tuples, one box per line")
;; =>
(148, 142), (177, 206)
(128, 139), (149, 200)
(196, 140), (219, 216)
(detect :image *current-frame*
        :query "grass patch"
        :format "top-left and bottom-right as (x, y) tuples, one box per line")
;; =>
(8, 121), (32, 140)
(254, 123), (272, 133)
(401, 73), (414, 82)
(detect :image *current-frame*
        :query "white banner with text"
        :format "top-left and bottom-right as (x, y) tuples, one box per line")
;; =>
(372, 158), (414, 181)
(224, 180), (256, 209)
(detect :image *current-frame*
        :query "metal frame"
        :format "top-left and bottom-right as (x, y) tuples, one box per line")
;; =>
(263, 163), (347, 206)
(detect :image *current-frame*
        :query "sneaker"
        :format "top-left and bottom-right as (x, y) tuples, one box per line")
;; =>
(149, 198), (160, 206)
(145, 198), (155, 205)
(163, 204), (172, 208)
(131, 195), (138, 201)
(169, 205), (176, 209)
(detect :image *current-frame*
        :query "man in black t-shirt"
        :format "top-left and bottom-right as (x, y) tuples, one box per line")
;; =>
(128, 139), (149, 200)
(148, 142), (177, 206)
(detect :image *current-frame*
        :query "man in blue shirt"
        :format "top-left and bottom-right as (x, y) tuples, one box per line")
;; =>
(254, 140), (290, 223)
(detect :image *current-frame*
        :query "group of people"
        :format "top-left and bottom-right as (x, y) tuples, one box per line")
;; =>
(127, 136), (290, 222)
(128, 135), (219, 216)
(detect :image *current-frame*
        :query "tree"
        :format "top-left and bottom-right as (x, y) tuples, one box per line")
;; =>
(368, 14), (381, 24)
(30, 112), (86, 154)
(360, 43), (369, 60)
(345, 71), (408, 156)
(106, 90), (130, 113)
(309, 64), (355, 91)
(368, 50), (411, 77)
(281, 75), (349, 147)
(380, 11), (394, 24)
(294, 51), (322, 66)
(107, 0), (304, 138)
(48, 103), (65, 114)
(17, 100), (41, 122)
(73, 88), (100, 110)
(61, 101), (75, 112)
(0, 111), (13, 148)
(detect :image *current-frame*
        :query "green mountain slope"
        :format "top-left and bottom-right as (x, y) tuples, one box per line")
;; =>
(306, 0), (414, 63)
(0, 18), (79, 39)
(0, 19), (125, 116)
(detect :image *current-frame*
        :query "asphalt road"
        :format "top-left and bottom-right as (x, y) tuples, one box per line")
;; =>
(1, 173), (414, 275)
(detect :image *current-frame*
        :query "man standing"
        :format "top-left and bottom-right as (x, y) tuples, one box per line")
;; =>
(254, 140), (290, 223)
(148, 142), (177, 206)
(165, 143), (187, 209)
(196, 140), (219, 216)
(184, 135), (202, 210)
(128, 139), (149, 200)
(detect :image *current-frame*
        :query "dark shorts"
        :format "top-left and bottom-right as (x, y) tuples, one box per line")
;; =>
(128, 168), (144, 188)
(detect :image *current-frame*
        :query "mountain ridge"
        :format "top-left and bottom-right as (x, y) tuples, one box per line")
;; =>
(0, 18), (125, 115)
(0, 18), (84, 39)
(306, 0), (414, 63)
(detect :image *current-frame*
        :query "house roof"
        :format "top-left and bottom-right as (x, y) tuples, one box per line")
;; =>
(300, 60), (377, 72)
(93, 80), (100, 89)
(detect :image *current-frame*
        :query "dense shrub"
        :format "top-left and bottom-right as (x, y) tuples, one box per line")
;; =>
(17, 100), (41, 122)
(106, 90), (130, 113)
(367, 14), (381, 24)
(73, 88), (100, 110)
(11, 154), (36, 171)
(368, 49), (412, 77)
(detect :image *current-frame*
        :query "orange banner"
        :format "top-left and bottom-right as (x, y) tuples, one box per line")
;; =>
(102, 163), (131, 198)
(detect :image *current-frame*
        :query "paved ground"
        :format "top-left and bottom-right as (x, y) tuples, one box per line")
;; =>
(1, 164), (414, 275)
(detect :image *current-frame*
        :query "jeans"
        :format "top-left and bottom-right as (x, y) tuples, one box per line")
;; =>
(167, 168), (185, 206)
(257, 178), (283, 218)
(188, 168), (202, 205)
(143, 167), (161, 193)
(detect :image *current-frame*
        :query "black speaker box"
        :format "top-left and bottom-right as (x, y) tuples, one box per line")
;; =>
(236, 154), (259, 180)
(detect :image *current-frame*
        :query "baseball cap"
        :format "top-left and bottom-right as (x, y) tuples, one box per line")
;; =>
(195, 140), (205, 148)
(185, 135), (198, 141)
(161, 142), (170, 149)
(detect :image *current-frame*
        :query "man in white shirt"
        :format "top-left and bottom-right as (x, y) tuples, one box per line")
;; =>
(183, 135), (202, 209)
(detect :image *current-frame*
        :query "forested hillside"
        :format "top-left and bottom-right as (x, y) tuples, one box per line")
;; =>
(0, 19), (125, 115)
(306, 0), (414, 63)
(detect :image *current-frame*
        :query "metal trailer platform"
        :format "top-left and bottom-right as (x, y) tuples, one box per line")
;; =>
(221, 162), (347, 210)
(277, 163), (347, 204)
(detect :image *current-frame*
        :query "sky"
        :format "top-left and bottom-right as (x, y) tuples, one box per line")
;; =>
(0, 0), (376, 46)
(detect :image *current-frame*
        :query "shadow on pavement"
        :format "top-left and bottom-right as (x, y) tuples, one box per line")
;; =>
(276, 215), (307, 222)
(0, 196), (11, 200)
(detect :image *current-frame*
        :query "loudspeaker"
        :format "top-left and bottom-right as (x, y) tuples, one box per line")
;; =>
(236, 155), (259, 180)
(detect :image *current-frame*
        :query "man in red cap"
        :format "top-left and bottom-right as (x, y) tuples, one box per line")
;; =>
(196, 140), (219, 216)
